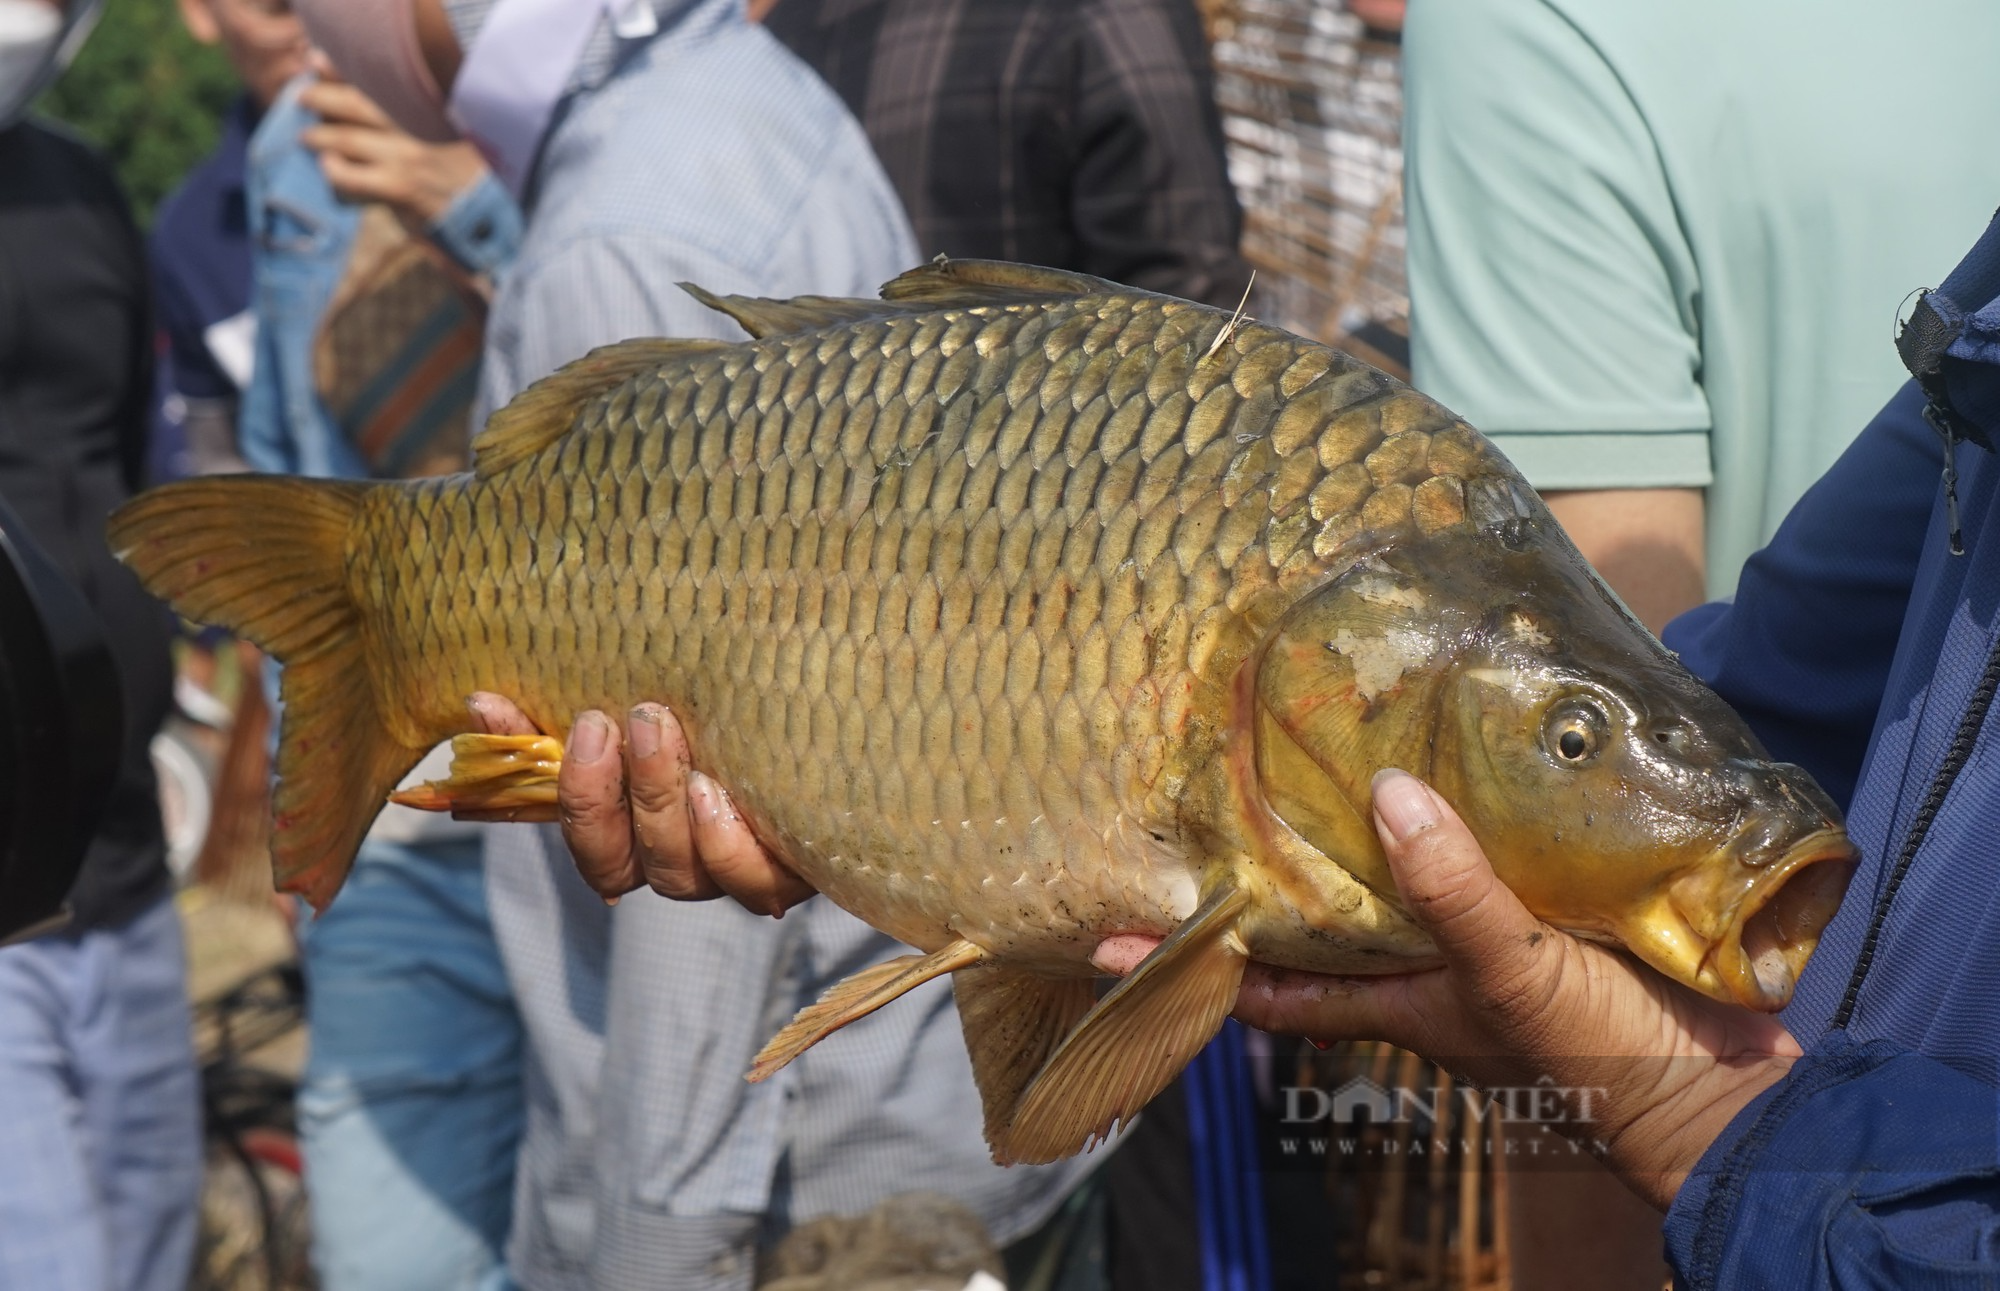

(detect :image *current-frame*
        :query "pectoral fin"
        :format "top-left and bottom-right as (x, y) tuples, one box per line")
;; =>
(999, 881), (1252, 1164)
(388, 733), (565, 822)
(749, 938), (989, 1082)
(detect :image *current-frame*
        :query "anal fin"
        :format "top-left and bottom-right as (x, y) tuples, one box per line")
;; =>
(954, 965), (1097, 1159)
(1000, 882), (1251, 1164)
(750, 938), (989, 1082)
(389, 732), (564, 823)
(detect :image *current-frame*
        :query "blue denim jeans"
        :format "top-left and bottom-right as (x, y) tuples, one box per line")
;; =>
(298, 837), (523, 1291)
(0, 892), (201, 1291)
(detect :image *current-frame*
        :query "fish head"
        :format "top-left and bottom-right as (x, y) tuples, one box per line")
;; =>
(1252, 527), (1855, 1012)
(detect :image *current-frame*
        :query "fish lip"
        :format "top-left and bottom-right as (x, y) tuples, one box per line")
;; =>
(1687, 828), (1857, 1012)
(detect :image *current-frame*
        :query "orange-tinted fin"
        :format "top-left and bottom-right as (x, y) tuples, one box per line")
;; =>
(472, 337), (728, 476)
(678, 283), (910, 340)
(107, 477), (428, 910)
(953, 965), (1097, 1159)
(879, 256), (1119, 308)
(390, 732), (565, 823)
(748, 938), (989, 1082)
(999, 881), (1251, 1164)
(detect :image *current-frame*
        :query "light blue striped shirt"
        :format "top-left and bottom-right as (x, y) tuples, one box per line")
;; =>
(471, 4), (1096, 1287)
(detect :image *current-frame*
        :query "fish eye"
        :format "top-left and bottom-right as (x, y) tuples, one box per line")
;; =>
(1544, 699), (1607, 766)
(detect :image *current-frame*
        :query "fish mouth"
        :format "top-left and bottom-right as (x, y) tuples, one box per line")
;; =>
(1633, 829), (1857, 1012)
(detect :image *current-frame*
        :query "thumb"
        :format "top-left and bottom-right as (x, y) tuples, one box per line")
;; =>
(1371, 770), (1550, 999)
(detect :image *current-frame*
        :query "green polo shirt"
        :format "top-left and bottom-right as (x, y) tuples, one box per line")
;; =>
(1404, 0), (2000, 596)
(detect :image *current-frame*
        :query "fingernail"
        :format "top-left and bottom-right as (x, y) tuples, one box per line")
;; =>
(688, 771), (719, 823)
(1310, 1037), (1333, 1051)
(467, 694), (492, 719)
(1371, 768), (1438, 842)
(571, 712), (609, 763)
(629, 705), (662, 759)
(603, 894), (620, 907)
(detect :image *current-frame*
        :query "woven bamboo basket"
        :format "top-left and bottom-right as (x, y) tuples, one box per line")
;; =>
(1292, 1042), (1511, 1290)
(1202, 0), (1409, 380)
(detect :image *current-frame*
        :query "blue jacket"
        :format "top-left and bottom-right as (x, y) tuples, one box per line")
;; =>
(1661, 213), (2000, 1286)
(238, 75), (521, 478)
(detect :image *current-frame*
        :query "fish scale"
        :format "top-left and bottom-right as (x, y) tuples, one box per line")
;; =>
(111, 259), (1856, 1164)
(347, 294), (1458, 965)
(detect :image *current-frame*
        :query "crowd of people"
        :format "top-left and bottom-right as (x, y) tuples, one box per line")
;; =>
(5, 0), (2000, 1289)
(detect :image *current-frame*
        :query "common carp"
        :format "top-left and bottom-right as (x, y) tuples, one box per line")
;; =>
(109, 259), (1856, 1164)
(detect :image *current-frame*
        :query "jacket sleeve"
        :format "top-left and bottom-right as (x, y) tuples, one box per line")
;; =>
(1661, 382), (1940, 807)
(426, 171), (524, 282)
(1666, 1031), (2000, 1288)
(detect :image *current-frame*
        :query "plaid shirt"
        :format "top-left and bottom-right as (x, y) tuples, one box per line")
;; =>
(766, 0), (1252, 310)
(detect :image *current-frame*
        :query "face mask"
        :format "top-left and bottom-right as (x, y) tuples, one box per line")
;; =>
(293, 0), (456, 143)
(0, 0), (84, 128)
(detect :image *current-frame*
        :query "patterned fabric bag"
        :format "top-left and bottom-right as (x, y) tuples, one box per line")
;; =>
(313, 205), (486, 479)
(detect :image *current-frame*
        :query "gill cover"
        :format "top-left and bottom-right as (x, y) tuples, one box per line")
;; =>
(1253, 545), (1472, 902)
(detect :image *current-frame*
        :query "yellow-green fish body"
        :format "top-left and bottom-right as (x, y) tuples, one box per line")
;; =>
(111, 260), (1854, 1164)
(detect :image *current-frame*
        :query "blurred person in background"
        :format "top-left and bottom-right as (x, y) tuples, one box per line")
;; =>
(145, 0), (307, 768)
(1404, 0), (2000, 633)
(287, 1), (1096, 1287)
(238, 55), (525, 1291)
(0, 1), (200, 1287)
(756, 0), (1250, 310)
(1401, 0), (2000, 1283)
(755, 2), (1259, 1285)
(150, 0), (309, 481)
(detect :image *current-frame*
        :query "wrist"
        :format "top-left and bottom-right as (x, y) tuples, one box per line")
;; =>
(1601, 1054), (1791, 1209)
(427, 173), (522, 277)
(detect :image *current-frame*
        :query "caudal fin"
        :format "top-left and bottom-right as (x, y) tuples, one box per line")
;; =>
(108, 477), (429, 909)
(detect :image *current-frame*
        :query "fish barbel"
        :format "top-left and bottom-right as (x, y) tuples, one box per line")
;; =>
(109, 258), (1856, 1163)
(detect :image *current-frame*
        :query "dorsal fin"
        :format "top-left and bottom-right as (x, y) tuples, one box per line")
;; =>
(472, 337), (726, 477)
(879, 255), (1119, 308)
(679, 283), (907, 339)
(677, 259), (1124, 343)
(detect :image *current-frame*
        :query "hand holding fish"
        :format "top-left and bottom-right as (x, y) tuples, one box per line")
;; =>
(1093, 768), (1801, 1210)
(466, 692), (815, 915)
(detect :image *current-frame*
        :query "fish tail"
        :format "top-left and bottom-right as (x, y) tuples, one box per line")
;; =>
(108, 476), (429, 910)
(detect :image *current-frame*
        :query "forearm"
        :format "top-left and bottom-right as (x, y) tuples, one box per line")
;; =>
(1542, 487), (1705, 633)
(1599, 1051), (1791, 1211)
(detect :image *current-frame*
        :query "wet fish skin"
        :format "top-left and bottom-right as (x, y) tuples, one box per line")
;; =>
(352, 286), (1480, 972)
(108, 259), (1855, 1164)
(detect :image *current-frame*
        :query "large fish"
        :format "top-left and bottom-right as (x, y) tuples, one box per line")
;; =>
(110, 259), (1856, 1163)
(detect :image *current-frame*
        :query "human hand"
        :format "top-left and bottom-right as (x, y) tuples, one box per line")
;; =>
(1092, 770), (1799, 1210)
(466, 693), (817, 915)
(300, 72), (489, 226)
